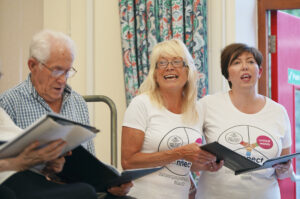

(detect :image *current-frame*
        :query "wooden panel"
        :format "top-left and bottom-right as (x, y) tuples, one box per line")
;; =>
(257, 0), (300, 96)
(271, 10), (300, 198)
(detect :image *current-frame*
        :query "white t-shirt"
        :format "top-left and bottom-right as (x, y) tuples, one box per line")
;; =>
(196, 92), (291, 199)
(0, 107), (22, 184)
(123, 94), (203, 199)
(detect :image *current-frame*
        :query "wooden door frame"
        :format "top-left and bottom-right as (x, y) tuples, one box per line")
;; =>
(257, 0), (300, 96)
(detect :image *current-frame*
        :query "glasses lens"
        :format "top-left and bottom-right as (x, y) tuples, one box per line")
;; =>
(172, 60), (183, 67)
(50, 68), (77, 78)
(158, 61), (167, 67)
(67, 68), (77, 78)
(52, 70), (65, 78)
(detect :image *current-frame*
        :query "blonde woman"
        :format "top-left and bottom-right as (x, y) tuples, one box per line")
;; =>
(121, 39), (222, 199)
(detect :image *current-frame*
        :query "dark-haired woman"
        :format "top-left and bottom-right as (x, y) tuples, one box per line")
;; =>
(196, 43), (292, 199)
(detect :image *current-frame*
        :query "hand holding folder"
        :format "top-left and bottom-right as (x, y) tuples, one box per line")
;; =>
(0, 113), (99, 159)
(201, 142), (300, 175)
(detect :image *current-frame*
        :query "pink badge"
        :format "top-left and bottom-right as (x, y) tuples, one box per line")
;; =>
(256, 135), (273, 149)
(196, 138), (202, 145)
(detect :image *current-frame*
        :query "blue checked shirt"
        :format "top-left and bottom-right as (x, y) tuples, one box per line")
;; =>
(0, 75), (95, 154)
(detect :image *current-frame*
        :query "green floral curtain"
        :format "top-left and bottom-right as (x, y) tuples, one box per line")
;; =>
(119, 0), (208, 105)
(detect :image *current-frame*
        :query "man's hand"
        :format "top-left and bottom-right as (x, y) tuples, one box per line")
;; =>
(42, 156), (66, 174)
(12, 139), (66, 171)
(42, 151), (72, 174)
(107, 182), (133, 196)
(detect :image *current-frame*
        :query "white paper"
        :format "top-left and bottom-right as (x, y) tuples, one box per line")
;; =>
(0, 114), (97, 158)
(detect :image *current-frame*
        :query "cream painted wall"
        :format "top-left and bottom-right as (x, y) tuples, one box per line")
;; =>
(43, 0), (125, 167)
(93, 1), (126, 168)
(0, 0), (124, 167)
(0, 0), (43, 92)
(43, 0), (87, 95)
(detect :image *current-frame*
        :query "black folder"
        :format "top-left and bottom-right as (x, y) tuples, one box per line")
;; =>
(201, 142), (300, 175)
(61, 146), (162, 192)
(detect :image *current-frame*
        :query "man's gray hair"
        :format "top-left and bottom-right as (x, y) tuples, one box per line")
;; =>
(29, 29), (76, 63)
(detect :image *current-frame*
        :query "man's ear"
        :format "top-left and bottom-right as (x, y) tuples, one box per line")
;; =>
(28, 58), (38, 72)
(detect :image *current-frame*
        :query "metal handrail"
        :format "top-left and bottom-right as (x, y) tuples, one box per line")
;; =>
(83, 95), (117, 167)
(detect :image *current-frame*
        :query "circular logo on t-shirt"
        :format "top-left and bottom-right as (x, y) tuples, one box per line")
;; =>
(158, 127), (201, 176)
(218, 125), (279, 164)
(225, 131), (243, 144)
(167, 136), (184, 149)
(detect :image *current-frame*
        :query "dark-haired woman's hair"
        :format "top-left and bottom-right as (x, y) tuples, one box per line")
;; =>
(221, 43), (263, 88)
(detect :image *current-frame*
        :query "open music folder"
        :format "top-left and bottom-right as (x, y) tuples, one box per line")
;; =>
(201, 142), (300, 175)
(61, 146), (162, 191)
(0, 113), (99, 158)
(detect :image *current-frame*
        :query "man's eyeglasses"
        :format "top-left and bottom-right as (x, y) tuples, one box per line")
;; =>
(156, 59), (186, 69)
(40, 62), (77, 78)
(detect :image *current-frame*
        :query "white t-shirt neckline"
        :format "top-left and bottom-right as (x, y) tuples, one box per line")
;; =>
(163, 107), (182, 118)
(225, 91), (269, 116)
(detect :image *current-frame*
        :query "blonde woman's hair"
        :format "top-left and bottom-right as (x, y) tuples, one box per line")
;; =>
(139, 39), (199, 124)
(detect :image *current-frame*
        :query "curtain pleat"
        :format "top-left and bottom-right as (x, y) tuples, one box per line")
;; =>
(119, 0), (207, 105)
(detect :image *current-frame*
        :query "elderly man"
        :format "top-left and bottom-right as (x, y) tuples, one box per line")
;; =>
(0, 29), (132, 198)
(0, 29), (94, 153)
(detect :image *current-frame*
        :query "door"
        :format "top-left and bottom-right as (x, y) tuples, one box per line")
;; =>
(270, 10), (300, 199)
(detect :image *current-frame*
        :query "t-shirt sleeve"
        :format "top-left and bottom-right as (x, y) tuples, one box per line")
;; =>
(197, 97), (206, 119)
(122, 96), (148, 132)
(281, 106), (292, 149)
(198, 95), (209, 131)
(196, 99), (204, 128)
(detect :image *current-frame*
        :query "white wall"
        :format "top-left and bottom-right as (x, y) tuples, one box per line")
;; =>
(235, 0), (257, 46)
(207, 0), (257, 94)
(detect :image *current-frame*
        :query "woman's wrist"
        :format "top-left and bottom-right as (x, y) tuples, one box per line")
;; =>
(170, 147), (186, 159)
(276, 165), (293, 179)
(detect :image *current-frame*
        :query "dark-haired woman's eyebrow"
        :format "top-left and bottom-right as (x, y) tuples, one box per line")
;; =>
(246, 56), (255, 60)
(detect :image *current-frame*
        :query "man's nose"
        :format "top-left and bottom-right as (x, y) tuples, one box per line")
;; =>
(57, 73), (67, 82)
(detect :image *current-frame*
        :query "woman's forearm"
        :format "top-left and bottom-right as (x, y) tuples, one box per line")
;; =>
(121, 127), (213, 170)
(122, 148), (184, 169)
(122, 143), (203, 169)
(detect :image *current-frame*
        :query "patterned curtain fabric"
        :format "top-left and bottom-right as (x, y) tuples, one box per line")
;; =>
(119, 0), (208, 105)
